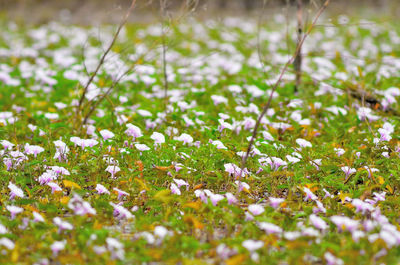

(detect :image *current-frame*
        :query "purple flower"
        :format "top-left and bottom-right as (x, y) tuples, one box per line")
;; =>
(269, 197), (284, 209)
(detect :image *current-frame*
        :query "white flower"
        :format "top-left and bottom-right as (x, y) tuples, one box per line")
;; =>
(8, 182), (24, 199)
(150, 132), (165, 145)
(125, 124), (142, 139)
(309, 214), (328, 230)
(106, 165), (121, 178)
(135, 143), (150, 151)
(242, 240), (263, 252)
(248, 204), (264, 216)
(100, 129), (115, 140)
(296, 138), (312, 148)
(175, 133), (193, 145)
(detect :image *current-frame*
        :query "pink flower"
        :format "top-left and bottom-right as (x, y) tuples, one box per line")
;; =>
(309, 214), (328, 230)
(106, 165), (121, 178)
(100, 129), (115, 140)
(68, 194), (96, 216)
(373, 191), (386, 202)
(235, 180), (250, 192)
(209, 193), (224, 206)
(194, 190), (207, 203)
(6, 205), (23, 219)
(113, 188), (129, 200)
(313, 200), (327, 214)
(211, 95), (228, 105)
(324, 252), (344, 265)
(351, 199), (374, 214)
(47, 182), (62, 194)
(378, 128), (392, 142)
(96, 184), (110, 195)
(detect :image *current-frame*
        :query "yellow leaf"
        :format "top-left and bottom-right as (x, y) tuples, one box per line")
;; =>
(386, 185), (394, 194)
(93, 220), (102, 229)
(154, 189), (173, 204)
(377, 176), (385, 185)
(11, 244), (19, 262)
(225, 254), (247, 265)
(183, 200), (202, 211)
(338, 193), (351, 203)
(63, 180), (81, 190)
(60, 196), (70, 204)
(183, 215), (204, 229)
(135, 177), (149, 191)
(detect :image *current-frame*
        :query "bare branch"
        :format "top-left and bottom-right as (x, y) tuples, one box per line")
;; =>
(240, 0), (331, 173)
(76, 0), (137, 114)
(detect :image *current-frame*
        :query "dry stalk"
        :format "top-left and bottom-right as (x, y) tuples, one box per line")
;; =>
(294, 0), (303, 92)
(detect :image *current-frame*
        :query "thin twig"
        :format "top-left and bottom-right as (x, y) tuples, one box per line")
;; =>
(76, 0), (137, 114)
(240, 0), (331, 173)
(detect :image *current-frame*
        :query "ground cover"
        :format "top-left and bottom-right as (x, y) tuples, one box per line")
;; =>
(0, 13), (400, 264)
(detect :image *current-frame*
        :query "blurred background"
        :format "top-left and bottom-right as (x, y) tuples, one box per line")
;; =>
(0, 0), (399, 24)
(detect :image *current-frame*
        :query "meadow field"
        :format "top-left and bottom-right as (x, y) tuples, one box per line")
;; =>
(0, 1), (400, 264)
